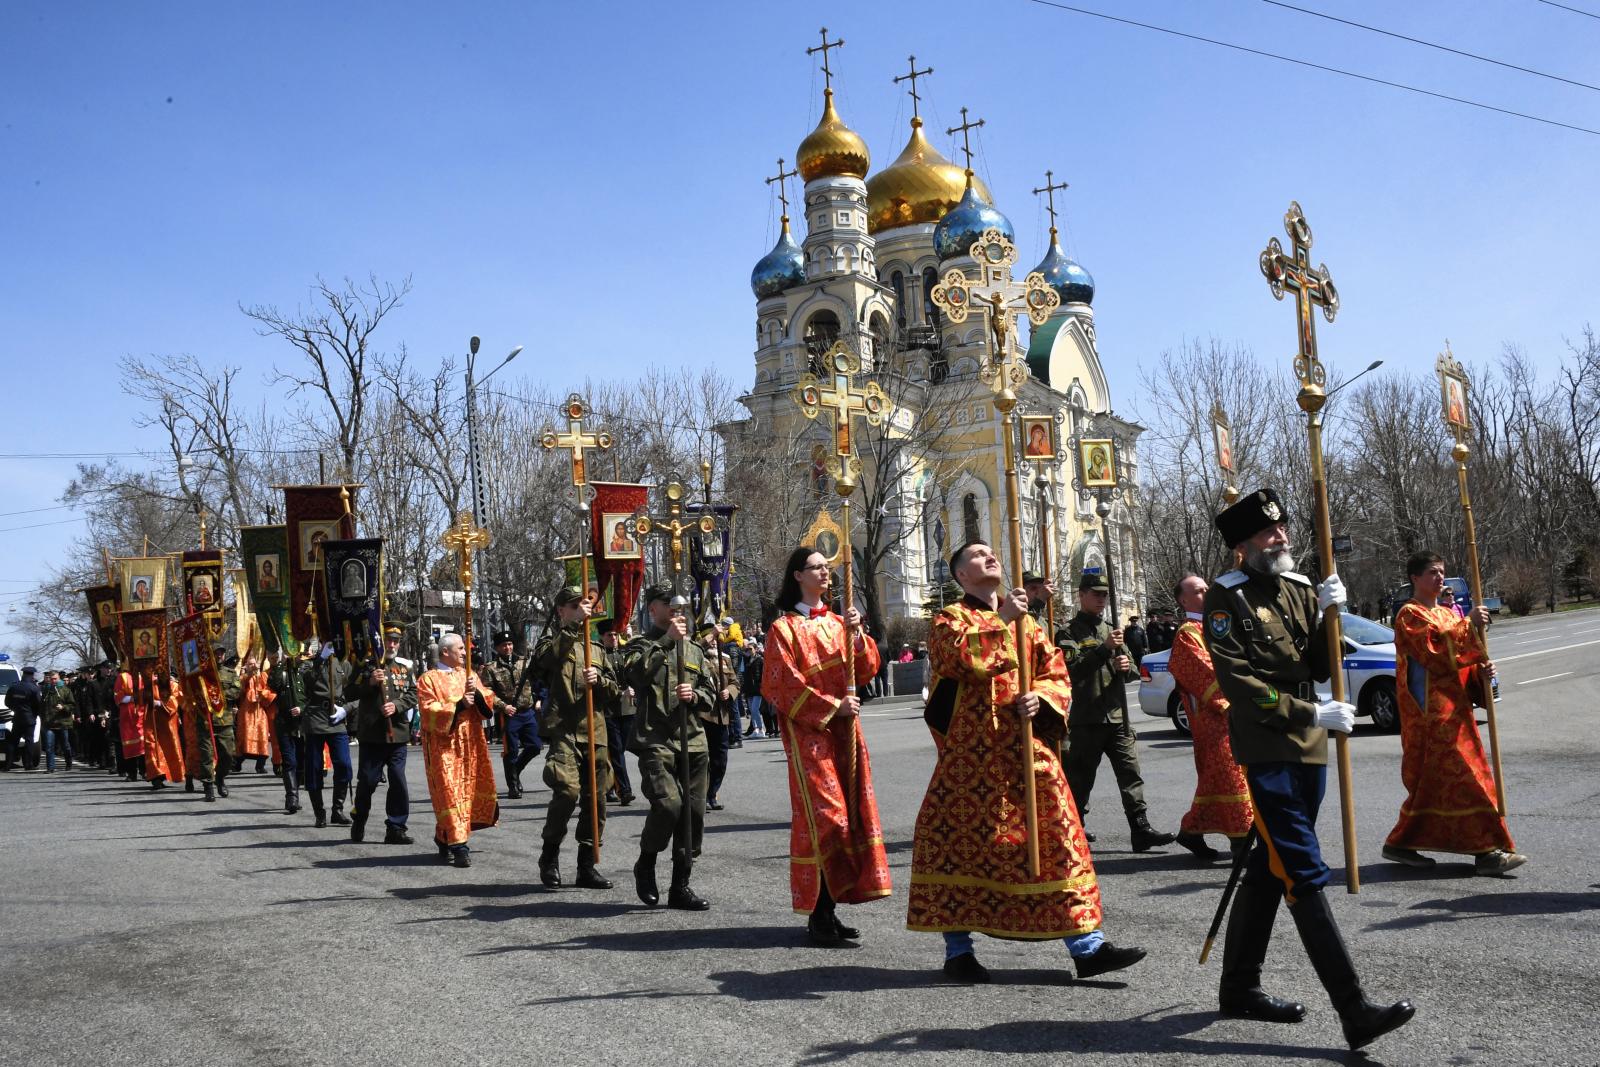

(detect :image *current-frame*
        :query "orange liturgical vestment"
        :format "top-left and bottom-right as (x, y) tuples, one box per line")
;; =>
(1385, 602), (1513, 855)
(762, 607), (892, 913)
(144, 676), (187, 783)
(1169, 619), (1253, 839)
(907, 596), (1102, 939)
(418, 667), (498, 847)
(236, 672), (274, 758)
(114, 672), (147, 759)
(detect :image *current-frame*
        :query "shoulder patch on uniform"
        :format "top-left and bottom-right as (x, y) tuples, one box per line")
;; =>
(1215, 570), (1248, 589)
(1207, 610), (1232, 639)
(1281, 571), (1313, 586)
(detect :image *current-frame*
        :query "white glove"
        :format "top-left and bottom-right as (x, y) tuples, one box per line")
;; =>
(329, 704), (348, 725)
(1315, 574), (1347, 614)
(1313, 699), (1356, 734)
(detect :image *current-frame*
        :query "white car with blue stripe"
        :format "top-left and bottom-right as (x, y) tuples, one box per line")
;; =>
(1137, 611), (1399, 735)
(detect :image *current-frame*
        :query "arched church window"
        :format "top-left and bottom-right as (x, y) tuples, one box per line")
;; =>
(869, 312), (892, 359)
(923, 267), (942, 330)
(890, 271), (907, 331)
(804, 310), (841, 373)
(962, 493), (980, 546)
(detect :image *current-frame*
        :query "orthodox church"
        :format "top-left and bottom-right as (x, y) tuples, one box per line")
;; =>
(735, 62), (1145, 625)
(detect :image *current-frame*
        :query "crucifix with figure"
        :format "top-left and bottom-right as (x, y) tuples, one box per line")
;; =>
(1259, 200), (1358, 892)
(539, 392), (613, 860)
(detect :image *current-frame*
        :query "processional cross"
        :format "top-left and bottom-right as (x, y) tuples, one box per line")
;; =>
(440, 511), (492, 666)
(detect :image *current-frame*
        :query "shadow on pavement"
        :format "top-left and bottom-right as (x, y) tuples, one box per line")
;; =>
(703, 820), (789, 835)
(1365, 889), (1600, 931)
(314, 852), (446, 870)
(794, 1010), (1365, 1064)
(523, 924), (801, 954)
(1348, 862), (1478, 887)
(522, 987), (709, 1006)
(1091, 853), (1221, 876)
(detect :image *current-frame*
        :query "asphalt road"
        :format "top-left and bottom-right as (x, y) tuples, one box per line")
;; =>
(2, 609), (1597, 1067)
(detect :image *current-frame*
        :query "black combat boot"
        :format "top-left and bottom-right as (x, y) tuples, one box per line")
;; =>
(349, 805), (367, 843)
(1289, 889), (1415, 1050)
(309, 789), (327, 829)
(539, 839), (563, 888)
(284, 782), (300, 815)
(1219, 882), (1306, 1023)
(575, 844), (614, 890)
(215, 772), (229, 798)
(1130, 817), (1176, 852)
(503, 753), (522, 799)
(330, 784), (352, 825)
(185, 777), (195, 793)
(667, 852), (709, 911)
(203, 781), (216, 803)
(383, 825), (413, 845)
(634, 850), (660, 906)
(1175, 831), (1220, 859)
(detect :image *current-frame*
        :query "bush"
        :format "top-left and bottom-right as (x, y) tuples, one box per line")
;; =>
(1493, 557), (1547, 616)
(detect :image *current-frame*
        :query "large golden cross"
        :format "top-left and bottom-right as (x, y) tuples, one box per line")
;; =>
(929, 230), (1059, 411)
(893, 55), (933, 120)
(1260, 200), (1340, 397)
(441, 511), (492, 592)
(806, 27), (844, 89)
(630, 476), (717, 588)
(794, 341), (889, 496)
(541, 393), (614, 490)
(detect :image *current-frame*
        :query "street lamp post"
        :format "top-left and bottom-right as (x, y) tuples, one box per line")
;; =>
(464, 335), (523, 650)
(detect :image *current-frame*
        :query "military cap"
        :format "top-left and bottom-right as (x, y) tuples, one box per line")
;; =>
(1216, 488), (1288, 548)
(20, 665), (35, 675)
(384, 625), (403, 638)
(642, 584), (673, 605)
(1022, 570), (1045, 585)
(1078, 571), (1110, 592)
(554, 586), (586, 607)
(491, 629), (514, 644)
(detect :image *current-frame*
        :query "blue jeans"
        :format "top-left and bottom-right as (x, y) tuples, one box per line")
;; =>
(305, 732), (352, 795)
(43, 727), (72, 771)
(942, 930), (1104, 960)
(745, 695), (765, 735)
(354, 740), (408, 829)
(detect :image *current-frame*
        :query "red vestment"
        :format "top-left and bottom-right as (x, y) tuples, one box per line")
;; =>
(418, 668), (498, 846)
(144, 676), (186, 783)
(114, 672), (147, 759)
(236, 672), (274, 758)
(1169, 620), (1253, 838)
(762, 608), (892, 912)
(1385, 603), (1512, 855)
(907, 597), (1101, 939)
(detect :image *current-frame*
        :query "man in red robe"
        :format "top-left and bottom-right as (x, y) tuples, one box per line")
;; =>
(113, 665), (147, 782)
(418, 632), (498, 868)
(762, 545), (891, 946)
(138, 673), (186, 789)
(1383, 550), (1524, 875)
(1170, 573), (1253, 859)
(908, 539), (1145, 983)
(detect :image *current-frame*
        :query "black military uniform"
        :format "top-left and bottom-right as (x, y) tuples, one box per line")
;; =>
(344, 627), (418, 844)
(96, 662), (121, 774)
(297, 651), (353, 828)
(1203, 488), (1413, 1050)
(1060, 573), (1175, 852)
(267, 652), (304, 814)
(479, 629), (540, 799)
(599, 623), (635, 804)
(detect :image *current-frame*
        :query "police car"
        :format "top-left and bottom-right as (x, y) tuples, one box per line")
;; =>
(1137, 611), (1399, 735)
(0, 658), (19, 765)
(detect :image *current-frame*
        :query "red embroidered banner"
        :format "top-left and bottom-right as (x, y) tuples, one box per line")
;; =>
(280, 485), (358, 644)
(171, 610), (225, 722)
(589, 481), (649, 635)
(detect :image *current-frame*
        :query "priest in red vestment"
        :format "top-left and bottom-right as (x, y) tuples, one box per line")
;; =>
(908, 539), (1145, 983)
(418, 632), (498, 868)
(762, 546), (891, 946)
(235, 656), (274, 771)
(1383, 551), (1524, 876)
(114, 667), (148, 781)
(141, 673), (186, 789)
(1170, 574), (1253, 859)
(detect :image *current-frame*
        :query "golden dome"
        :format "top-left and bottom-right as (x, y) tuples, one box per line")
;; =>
(866, 117), (994, 235)
(796, 88), (870, 182)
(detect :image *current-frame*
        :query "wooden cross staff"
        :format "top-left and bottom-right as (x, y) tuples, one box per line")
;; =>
(931, 229), (1060, 878)
(1260, 200), (1359, 893)
(1437, 344), (1507, 815)
(540, 392), (613, 862)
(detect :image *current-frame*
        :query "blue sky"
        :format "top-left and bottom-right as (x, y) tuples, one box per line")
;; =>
(3, 0), (1598, 638)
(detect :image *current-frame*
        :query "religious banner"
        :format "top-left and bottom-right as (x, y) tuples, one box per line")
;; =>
(181, 548), (225, 639)
(280, 485), (358, 644)
(116, 556), (168, 613)
(561, 554), (611, 628)
(1078, 438), (1118, 488)
(238, 524), (297, 656)
(84, 584), (122, 660)
(230, 569), (258, 659)
(589, 481), (649, 634)
(687, 503), (737, 624)
(120, 606), (169, 672)
(170, 610), (225, 722)
(321, 537), (383, 660)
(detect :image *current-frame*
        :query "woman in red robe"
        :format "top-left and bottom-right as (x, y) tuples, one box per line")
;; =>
(418, 632), (498, 868)
(1383, 550), (1524, 876)
(762, 546), (891, 946)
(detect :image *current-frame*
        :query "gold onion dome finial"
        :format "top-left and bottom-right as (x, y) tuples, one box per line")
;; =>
(796, 88), (870, 182)
(866, 117), (996, 235)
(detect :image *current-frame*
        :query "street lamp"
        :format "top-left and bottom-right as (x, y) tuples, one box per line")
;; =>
(1324, 359), (1384, 401)
(464, 336), (523, 646)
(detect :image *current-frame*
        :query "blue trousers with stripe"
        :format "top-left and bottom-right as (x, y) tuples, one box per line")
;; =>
(1243, 762), (1332, 902)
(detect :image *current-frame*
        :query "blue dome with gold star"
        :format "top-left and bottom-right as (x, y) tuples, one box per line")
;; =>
(751, 220), (805, 299)
(932, 179), (1014, 261)
(1033, 235), (1094, 305)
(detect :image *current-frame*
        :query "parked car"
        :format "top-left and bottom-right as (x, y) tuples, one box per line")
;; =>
(1138, 610), (1401, 735)
(0, 662), (18, 766)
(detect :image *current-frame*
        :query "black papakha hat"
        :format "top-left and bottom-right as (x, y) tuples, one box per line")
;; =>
(1022, 570), (1045, 585)
(1078, 572), (1110, 592)
(1216, 488), (1288, 547)
(491, 630), (514, 644)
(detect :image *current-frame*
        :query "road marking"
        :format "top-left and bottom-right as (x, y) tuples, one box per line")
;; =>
(1516, 672), (1573, 686)
(1495, 638), (1600, 664)
(1571, 626), (1600, 635)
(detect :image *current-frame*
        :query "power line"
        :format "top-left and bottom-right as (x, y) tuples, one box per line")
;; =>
(1022, 0), (1600, 137)
(0, 516), (87, 535)
(1261, 0), (1600, 93)
(1534, 0), (1600, 19)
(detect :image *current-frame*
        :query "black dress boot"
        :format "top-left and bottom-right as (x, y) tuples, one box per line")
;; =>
(503, 754), (522, 798)
(185, 777), (195, 793)
(667, 852), (709, 911)
(349, 805), (367, 843)
(634, 850), (660, 906)
(309, 789), (327, 828)
(807, 907), (843, 946)
(539, 839), (563, 888)
(1219, 882), (1306, 1023)
(203, 781), (216, 803)
(330, 784), (352, 825)
(284, 784), (300, 815)
(1289, 889), (1415, 1050)
(216, 773), (229, 798)
(575, 844), (614, 889)
(1130, 817), (1176, 852)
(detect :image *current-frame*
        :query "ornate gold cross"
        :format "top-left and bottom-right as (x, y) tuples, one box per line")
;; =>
(794, 341), (889, 496)
(1260, 200), (1340, 401)
(630, 476), (717, 589)
(441, 511), (492, 593)
(541, 393), (613, 491)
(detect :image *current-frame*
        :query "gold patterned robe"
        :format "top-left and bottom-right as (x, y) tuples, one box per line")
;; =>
(144, 675), (187, 783)
(235, 672), (274, 758)
(907, 596), (1101, 939)
(418, 667), (498, 846)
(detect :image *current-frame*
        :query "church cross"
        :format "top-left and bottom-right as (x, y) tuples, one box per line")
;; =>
(540, 393), (613, 490)
(806, 27), (844, 89)
(794, 341), (888, 496)
(930, 230), (1060, 405)
(893, 55), (933, 119)
(765, 157), (798, 218)
(1033, 169), (1070, 235)
(1259, 200), (1340, 392)
(946, 107), (985, 170)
